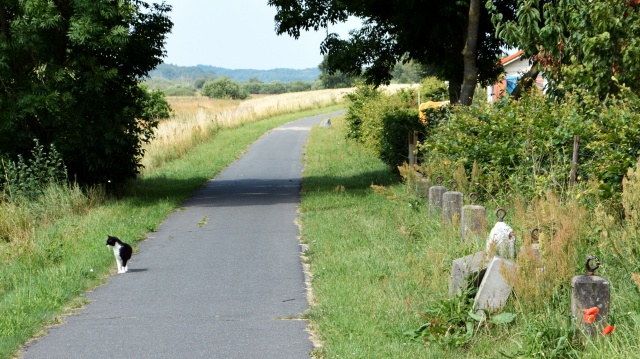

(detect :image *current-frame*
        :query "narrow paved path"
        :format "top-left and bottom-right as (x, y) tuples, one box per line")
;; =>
(21, 111), (345, 359)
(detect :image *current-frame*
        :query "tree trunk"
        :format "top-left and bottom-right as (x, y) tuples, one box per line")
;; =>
(448, 77), (461, 104)
(460, 0), (481, 106)
(510, 59), (540, 100)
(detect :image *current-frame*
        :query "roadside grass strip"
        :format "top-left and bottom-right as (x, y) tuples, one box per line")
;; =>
(300, 116), (520, 358)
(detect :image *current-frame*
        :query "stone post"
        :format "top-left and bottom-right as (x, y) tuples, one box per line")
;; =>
(428, 176), (447, 214)
(571, 256), (610, 337)
(442, 181), (463, 224)
(449, 251), (487, 297)
(460, 192), (487, 241)
(473, 256), (517, 315)
(486, 208), (515, 259)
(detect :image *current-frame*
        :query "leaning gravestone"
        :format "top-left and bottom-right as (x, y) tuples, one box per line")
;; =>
(449, 251), (487, 297)
(473, 256), (517, 315)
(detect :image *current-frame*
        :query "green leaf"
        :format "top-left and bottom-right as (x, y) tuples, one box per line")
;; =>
(490, 312), (517, 325)
(468, 310), (485, 322)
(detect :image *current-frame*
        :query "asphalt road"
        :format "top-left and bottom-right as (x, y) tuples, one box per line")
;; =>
(21, 111), (345, 359)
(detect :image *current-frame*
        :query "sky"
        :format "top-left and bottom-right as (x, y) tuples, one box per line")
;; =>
(160, 0), (361, 70)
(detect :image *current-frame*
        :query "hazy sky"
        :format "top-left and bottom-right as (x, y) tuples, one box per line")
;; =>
(161, 0), (361, 70)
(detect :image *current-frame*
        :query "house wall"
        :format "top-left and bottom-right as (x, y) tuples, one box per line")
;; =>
(488, 56), (545, 102)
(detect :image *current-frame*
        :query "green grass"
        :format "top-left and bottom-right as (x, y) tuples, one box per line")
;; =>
(0, 104), (344, 359)
(300, 116), (498, 358)
(300, 116), (640, 358)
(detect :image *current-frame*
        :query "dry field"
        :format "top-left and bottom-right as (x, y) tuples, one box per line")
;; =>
(140, 85), (415, 172)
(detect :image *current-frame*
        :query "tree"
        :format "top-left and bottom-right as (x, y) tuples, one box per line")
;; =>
(488, 0), (640, 99)
(0, 0), (173, 184)
(391, 59), (432, 84)
(201, 77), (249, 99)
(269, 0), (516, 104)
(139, 84), (172, 120)
(317, 55), (356, 88)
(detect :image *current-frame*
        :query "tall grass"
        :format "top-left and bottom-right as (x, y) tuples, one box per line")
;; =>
(141, 89), (353, 171)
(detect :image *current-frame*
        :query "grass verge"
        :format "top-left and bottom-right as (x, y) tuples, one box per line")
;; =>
(301, 116), (520, 358)
(300, 116), (640, 358)
(0, 104), (344, 359)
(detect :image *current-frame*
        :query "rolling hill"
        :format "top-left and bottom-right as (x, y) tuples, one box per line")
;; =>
(149, 63), (321, 83)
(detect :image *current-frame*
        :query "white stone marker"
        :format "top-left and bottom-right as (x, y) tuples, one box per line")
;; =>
(485, 208), (515, 259)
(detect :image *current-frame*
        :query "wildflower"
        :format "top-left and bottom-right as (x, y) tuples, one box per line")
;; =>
(582, 307), (599, 315)
(582, 307), (599, 323)
(602, 325), (615, 335)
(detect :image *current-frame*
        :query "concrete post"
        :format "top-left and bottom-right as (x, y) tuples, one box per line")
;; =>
(416, 178), (430, 198)
(485, 208), (515, 259)
(473, 256), (517, 315)
(449, 251), (487, 297)
(442, 181), (463, 224)
(460, 193), (487, 241)
(428, 176), (447, 214)
(571, 256), (610, 337)
(518, 228), (541, 261)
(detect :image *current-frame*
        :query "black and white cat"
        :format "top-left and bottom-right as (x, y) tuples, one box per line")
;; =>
(106, 235), (133, 274)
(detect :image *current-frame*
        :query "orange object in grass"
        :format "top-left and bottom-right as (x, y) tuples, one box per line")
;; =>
(582, 307), (599, 315)
(582, 307), (599, 323)
(602, 325), (615, 335)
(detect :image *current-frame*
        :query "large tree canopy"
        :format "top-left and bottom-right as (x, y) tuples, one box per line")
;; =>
(0, 0), (172, 184)
(269, 0), (516, 104)
(488, 0), (640, 99)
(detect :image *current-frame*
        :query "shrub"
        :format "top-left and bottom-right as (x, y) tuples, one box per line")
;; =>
(419, 77), (449, 102)
(139, 85), (172, 119)
(164, 85), (196, 96)
(1, 140), (67, 201)
(417, 90), (640, 202)
(201, 77), (249, 100)
(346, 85), (419, 164)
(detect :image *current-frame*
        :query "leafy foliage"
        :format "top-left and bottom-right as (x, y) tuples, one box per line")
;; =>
(201, 77), (250, 100)
(418, 90), (640, 201)
(1, 140), (67, 200)
(0, 0), (172, 184)
(317, 55), (356, 89)
(405, 289), (516, 349)
(345, 83), (425, 168)
(269, 0), (516, 103)
(139, 84), (172, 120)
(488, 0), (640, 99)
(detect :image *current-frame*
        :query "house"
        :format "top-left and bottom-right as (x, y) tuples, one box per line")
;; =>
(487, 50), (545, 102)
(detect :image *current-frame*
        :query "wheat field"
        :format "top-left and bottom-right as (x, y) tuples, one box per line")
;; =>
(141, 85), (415, 173)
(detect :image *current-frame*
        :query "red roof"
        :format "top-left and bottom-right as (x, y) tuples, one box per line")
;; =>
(500, 50), (524, 66)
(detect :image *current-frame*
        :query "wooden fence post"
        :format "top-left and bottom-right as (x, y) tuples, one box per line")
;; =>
(570, 135), (580, 187)
(408, 131), (417, 167)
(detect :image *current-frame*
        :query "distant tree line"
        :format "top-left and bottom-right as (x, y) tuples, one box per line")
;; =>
(150, 56), (425, 100)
